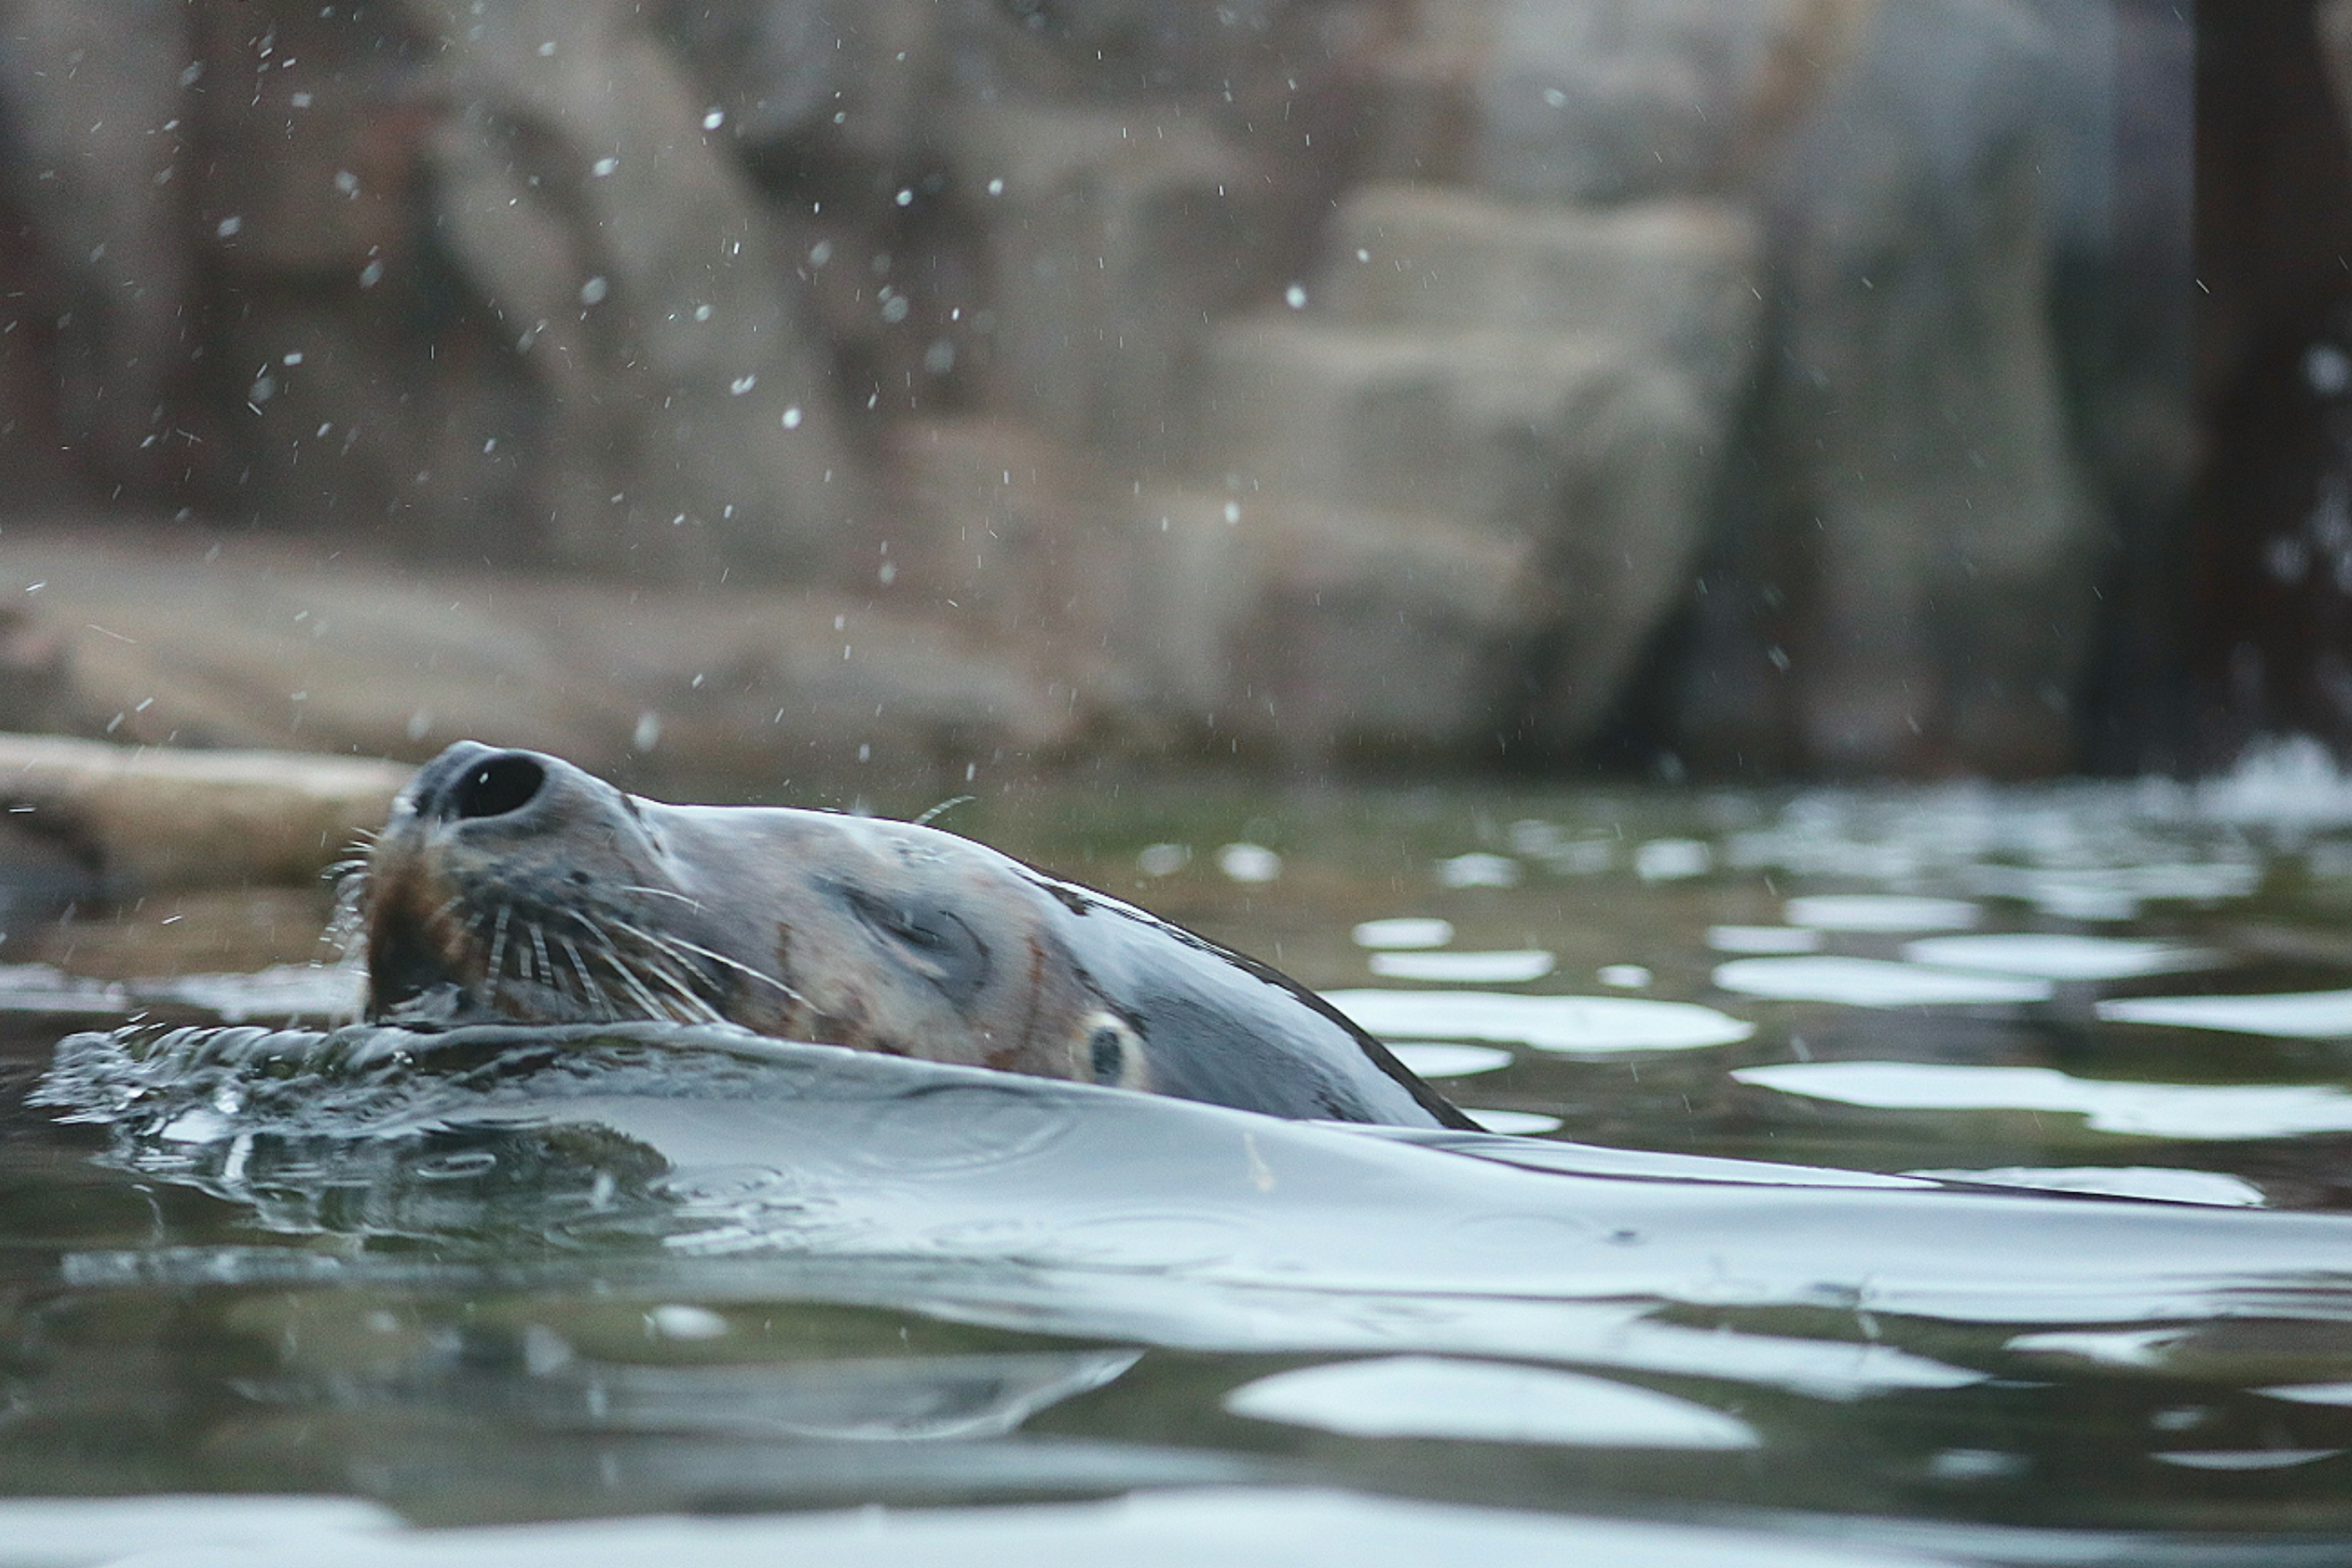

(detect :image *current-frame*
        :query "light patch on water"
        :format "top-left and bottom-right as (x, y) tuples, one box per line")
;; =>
(1385, 1043), (1513, 1079)
(644, 1303), (729, 1341)
(1351, 917), (1454, 951)
(1784, 895), (1981, 932)
(0, 1487), (1965, 1568)
(2007, 1327), (2188, 1368)
(1597, 965), (1652, 989)
(1215, 843), (1281, 884)
(1223, 1356), (1757, 1449)
(0, 1496), (405, 1567)
(1135, 842), (1191, 878)
(1326, 990), (1754, 1053)
(0, 964), (127, 1014)
(1713, 958), (2051, 1008)
(2200, 734), (2352, 828)
(1707, 925), (1824, 955)
(1737, 1061), (2352, 1140)
(1634, 839), (1711, 881)
(1370, 951), (1555, 984)
(1901, 934), (2221, 982)
(2258, 1382), (2352, 1407)
(1436, 853), (1521, 889)
(1964, 862), (2261, 921)
(2153, 1449), (2346, 1471)
(2097, 988), (2352, 1040)
(1904, 1166), (2266, 1208)
(146, 964), (365, 1022)
(1463, 1109), (1562, 1136)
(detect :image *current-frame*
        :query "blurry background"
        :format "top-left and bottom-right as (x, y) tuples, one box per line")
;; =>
(0, 0), (2296, 796)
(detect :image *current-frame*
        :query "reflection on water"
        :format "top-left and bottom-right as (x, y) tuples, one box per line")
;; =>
(17, 774), (2352, 1561)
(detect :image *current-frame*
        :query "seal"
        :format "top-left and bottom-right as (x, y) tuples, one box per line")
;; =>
(358, 742), (1474, 1129)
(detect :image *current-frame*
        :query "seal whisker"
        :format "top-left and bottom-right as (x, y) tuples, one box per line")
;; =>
(584, 913), (720, 1024)
(556, 933), (618, 1020)
(421, 894), (469, 943)
(611, 919), (805, 1007)
(619, 884), (704, 909)
(483, 904), (513, 1006)
(912, 794), (974, 827)
(527, 922), (554, 991)
(612, 935), (728, 1024)
(652, 968), (726, 1024)
(588, 929), (675, 1023)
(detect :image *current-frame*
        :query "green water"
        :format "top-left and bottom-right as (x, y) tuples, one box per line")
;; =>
(10, 772), (2352, 1564)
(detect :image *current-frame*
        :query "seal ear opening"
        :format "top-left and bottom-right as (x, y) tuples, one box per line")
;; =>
(1080, 1011), (1144, 1090)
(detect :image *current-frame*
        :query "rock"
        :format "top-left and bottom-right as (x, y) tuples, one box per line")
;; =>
(660, 0), (938, 167)
(1349, 0), (1501, 185)
(0, 0), (205, 495)
(187, 4), (540, 552)
(1120, 488), (1533, 761)
(2323, 0), (2352, 130)
(1197, 315), (1717, 750)
(1317, 183), (1761, 402)
(953, 100), (1290, 467)
(396, 0), (867, 581)
(0, 606), (74, 734)
(0, 731), (410, 893)
(1474, 0), (1871, 205)
(1747, 0), (2095, 777)
(876, 417), (1125, 658)
(1202, 320), (1680, 530)
(0, 523), (1087, 802)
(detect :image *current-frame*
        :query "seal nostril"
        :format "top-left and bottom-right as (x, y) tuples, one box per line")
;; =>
(447, 755), (545, 821)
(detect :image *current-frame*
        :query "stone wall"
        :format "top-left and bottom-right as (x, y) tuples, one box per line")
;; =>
(0, 0), (2190, 778)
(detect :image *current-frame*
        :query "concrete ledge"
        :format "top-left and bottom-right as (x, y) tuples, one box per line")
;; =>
(0, 733), (410, 892)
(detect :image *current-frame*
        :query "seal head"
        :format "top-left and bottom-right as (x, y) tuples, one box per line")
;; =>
(361, 742), (1471, 1129)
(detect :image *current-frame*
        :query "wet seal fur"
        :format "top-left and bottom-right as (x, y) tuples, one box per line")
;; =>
(358, 742), (1471, 1129)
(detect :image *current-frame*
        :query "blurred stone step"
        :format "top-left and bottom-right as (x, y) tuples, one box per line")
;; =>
(1316, 184), (1760, 399)
(1199, 319), (1706, 534)
(0, 731), (410, 895)
(1114, 488), (1537, 762)
(0, 525), (1091, 805)
(951, 100), (1287, 469)
(1352, 0), (1510, 184)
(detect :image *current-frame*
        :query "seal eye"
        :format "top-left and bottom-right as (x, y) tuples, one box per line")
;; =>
(841, 888), (991, 1005)
(1082, 1012), (1139, 1087)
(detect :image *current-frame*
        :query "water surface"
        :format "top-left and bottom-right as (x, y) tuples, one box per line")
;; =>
(11, 766), (2352, 1564)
